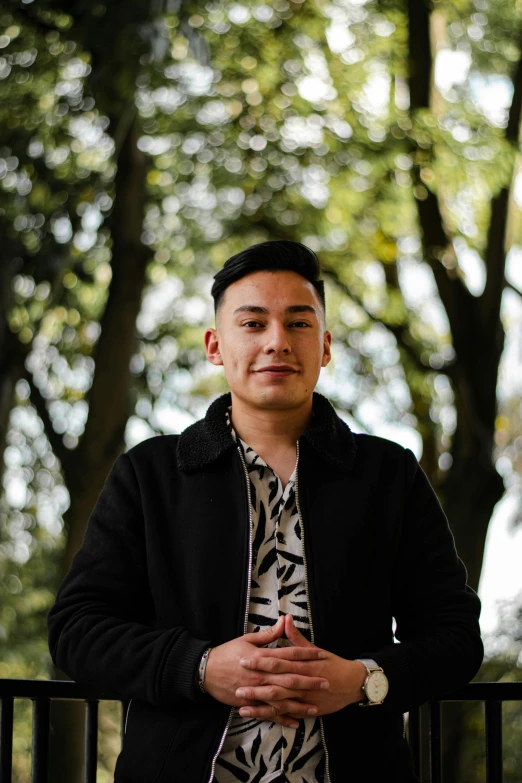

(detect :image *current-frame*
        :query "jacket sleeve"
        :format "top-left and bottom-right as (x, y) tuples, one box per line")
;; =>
(47, 451), (211, 706)
(365, 447), (484, 713)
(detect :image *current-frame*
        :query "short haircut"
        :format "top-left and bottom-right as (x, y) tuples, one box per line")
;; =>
(211, 240), (326, 319)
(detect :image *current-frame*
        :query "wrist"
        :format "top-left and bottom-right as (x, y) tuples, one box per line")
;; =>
(352, 659), (367, 703)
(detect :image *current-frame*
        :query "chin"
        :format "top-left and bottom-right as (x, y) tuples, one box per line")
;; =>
(256, 390), (309, 409)
(228, 379), (313, 409)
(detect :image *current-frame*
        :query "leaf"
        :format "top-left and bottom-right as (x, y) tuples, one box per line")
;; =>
(251, 727), (262, 765)
(251, 501), (266, 570)
(234, 745), (250, 767)
(258, 546), (277, 576)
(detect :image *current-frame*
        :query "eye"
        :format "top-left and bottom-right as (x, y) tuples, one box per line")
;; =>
(242, 321), (263, 328)
(290, 321), (310, 328)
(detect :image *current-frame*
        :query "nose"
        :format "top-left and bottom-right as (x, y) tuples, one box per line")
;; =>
(263, 322), (291, 355)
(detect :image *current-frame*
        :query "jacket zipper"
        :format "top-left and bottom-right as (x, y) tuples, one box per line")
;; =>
(124, 698), (132, 734)
(207, 445), (254, 783)
(295, 439), (332, 783)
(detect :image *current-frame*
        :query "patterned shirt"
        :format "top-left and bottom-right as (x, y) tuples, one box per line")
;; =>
(214, 409), (325, 783)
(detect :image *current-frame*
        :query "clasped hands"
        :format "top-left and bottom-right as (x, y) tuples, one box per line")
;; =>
(204, 614), (367, 729)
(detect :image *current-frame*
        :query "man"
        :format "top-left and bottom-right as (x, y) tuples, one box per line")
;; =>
(48, 240), (483, 783)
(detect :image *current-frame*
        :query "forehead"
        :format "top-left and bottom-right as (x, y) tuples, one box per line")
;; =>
(223, 270), (321, 310)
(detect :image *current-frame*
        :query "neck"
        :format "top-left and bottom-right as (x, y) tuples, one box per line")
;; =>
(228, 393), (314, 451)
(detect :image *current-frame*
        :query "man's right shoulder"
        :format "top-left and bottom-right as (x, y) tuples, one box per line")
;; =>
(123, 434), (181, 466)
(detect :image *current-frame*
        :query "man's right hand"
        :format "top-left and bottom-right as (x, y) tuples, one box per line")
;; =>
(203, 616), (329, 729)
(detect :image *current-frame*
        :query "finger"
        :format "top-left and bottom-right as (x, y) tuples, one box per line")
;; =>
(271, 715), (301, 730)
(240, 656), (324, 675)
(236, 685), (315, 702)
(238, 699), (318, 720)
(284, 614), (313, 647)
(282, 714), (306, 723)
(273, 675), (329, 691)
(244, 617), (285, 646)
(239, 701), (301, 730)
(243, 645), (326, 663)
(241, 665), (328, 690)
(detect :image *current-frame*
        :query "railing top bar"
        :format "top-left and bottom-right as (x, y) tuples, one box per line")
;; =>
(436, 681), (522, 702)
(0, 678), (521, 703)
(0, 679), (119, 700)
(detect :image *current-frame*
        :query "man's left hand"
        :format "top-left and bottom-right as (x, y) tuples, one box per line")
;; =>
(235, 615), (367, 722)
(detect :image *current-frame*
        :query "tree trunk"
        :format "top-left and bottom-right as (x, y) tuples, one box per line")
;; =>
(405, 2), (522, 778)
(48, 119), (150, 783)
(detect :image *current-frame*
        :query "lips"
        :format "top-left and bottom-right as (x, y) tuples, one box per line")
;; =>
(257, 366), (298, 374)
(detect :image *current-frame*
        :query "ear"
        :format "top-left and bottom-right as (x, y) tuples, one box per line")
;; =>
(321, 330), (332, 367)
(204, 328), (224, 366)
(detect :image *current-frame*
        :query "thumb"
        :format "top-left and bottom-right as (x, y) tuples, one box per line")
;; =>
(285, 613), (313, 646)
(244, 616), (285, 646)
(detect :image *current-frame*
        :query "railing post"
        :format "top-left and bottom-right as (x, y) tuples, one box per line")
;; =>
(408, 706), (421, 780)
(31, 698), (50, 783)
(120, 700), (129, 741)
(485, 700), (503, 783)
(428, 701), (442, 783)
(0, 697), (14, 783)
(84, 700), (99, 783)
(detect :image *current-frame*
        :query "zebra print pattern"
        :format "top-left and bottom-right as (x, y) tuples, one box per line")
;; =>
(214, 410), (325, 783)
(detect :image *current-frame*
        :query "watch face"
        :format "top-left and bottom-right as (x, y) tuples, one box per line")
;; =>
(366, 671), (389, 703)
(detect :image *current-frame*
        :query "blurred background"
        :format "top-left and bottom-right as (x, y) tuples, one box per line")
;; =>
(1, 0), (522, 780)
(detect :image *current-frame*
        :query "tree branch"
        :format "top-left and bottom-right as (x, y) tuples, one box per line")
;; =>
(24, 371), (73, 484)
(321, 267), (441, 375)
(78, 117), (150, 469)
(505, 280), (522, 298)
(11, 6), (63, 39)
(406, 0), (498, 369)
(481, 32), (522, 331)
(407, 0), (432, 111)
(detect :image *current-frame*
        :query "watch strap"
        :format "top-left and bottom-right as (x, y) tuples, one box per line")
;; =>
(198, 647), (212, 694)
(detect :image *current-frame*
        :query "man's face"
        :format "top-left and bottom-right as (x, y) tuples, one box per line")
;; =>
(204, 270), (332, 410)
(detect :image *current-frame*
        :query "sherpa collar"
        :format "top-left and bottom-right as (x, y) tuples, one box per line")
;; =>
(176, 392), (357, 474)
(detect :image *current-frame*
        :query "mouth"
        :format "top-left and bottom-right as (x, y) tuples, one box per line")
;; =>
(257, 366), (298, 376)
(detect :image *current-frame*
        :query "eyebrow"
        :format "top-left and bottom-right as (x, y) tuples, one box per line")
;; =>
(233, 305), (318, 316)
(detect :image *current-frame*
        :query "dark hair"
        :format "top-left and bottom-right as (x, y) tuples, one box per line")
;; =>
(211, 240), (325, 317)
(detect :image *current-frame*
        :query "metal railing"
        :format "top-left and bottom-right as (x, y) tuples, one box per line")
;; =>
(0, 679), (128, 783)
(408, 682), (522, 783)
(1, 679), (521, 782)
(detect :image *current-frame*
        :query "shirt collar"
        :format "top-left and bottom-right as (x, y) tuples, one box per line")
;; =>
(177, 392), (357, 474)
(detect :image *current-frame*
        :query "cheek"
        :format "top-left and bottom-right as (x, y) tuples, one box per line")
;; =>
(225, 341), (255, 370)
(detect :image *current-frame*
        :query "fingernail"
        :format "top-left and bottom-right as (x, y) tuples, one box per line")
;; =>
(236, 689), (246, 698)
(320, 681), (329, 690)
(290, 721), (299, 729)
(318, 651), (327, 659)
(240, 709), (251, 717)
(308, 707), (317, 715)
(240, 658), (250, 668)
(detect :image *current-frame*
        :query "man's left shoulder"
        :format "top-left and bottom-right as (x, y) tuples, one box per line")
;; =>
(353, 432), (413, 460)
(351, 433), (418, 484)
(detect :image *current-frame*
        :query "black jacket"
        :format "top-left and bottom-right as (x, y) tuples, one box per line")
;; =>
(47, 392), (483, 783)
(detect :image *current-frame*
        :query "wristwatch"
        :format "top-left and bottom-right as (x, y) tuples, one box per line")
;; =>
(354, 658), (389, 706)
